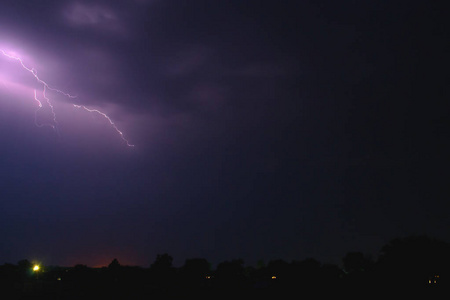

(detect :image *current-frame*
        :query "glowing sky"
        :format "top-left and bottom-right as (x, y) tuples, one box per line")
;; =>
(0, 1), (448, 267)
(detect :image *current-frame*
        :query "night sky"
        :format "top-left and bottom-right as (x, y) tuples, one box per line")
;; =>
(0, 1), (448, 267)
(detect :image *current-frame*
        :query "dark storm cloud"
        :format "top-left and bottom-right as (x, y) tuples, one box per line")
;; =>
(1, 0), (449, 267)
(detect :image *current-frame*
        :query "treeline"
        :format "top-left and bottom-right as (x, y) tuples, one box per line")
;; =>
(1, 235), (449, 298)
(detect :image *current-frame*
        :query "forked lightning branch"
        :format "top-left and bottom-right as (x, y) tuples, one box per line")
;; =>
(0, 49), (134, 147)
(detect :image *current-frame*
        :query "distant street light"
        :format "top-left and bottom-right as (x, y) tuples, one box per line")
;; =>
(33, 265), (40, 272)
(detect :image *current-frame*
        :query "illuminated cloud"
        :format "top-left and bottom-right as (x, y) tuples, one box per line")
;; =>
(0, 45), (134, 147)
(63, 2), (125, 33)
(1, 0), (444, 269)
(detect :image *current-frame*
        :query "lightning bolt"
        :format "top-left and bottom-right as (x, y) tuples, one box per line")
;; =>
(33, 89), (43, 108)
(73, 105), (134, 147)
(0, 50), (76, 99)
(43, 85), (59, 133)
(0, 49), (134, 147)
(33, 87), (58, 132)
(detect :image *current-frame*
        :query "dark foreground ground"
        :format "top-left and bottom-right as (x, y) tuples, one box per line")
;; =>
(3, 277), (448, 300)
(2, 236), (450, 299)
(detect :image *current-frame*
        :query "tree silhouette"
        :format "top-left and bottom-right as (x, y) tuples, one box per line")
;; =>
(150, 253), (174, 290)
(377, 235), (450, 289)
(108, 258), (121, 270)
(266, 259), (290, 282)
(180, 258), (211, 288)
(182, 258), (210, 277)
(1, 235), (450, 297)
(343, 252), (373, 274)
(291, 258), (321, 289)
(151, 253), (173, 270)
(17, 259), (32, 270)
(215, 259), (246, 289)
(17, 259), (33, 280)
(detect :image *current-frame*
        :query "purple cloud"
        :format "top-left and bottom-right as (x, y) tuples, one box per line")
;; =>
(165, 45), (211, 77)
(63, 2), (125, 34)
(1, 0), (442, 269)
